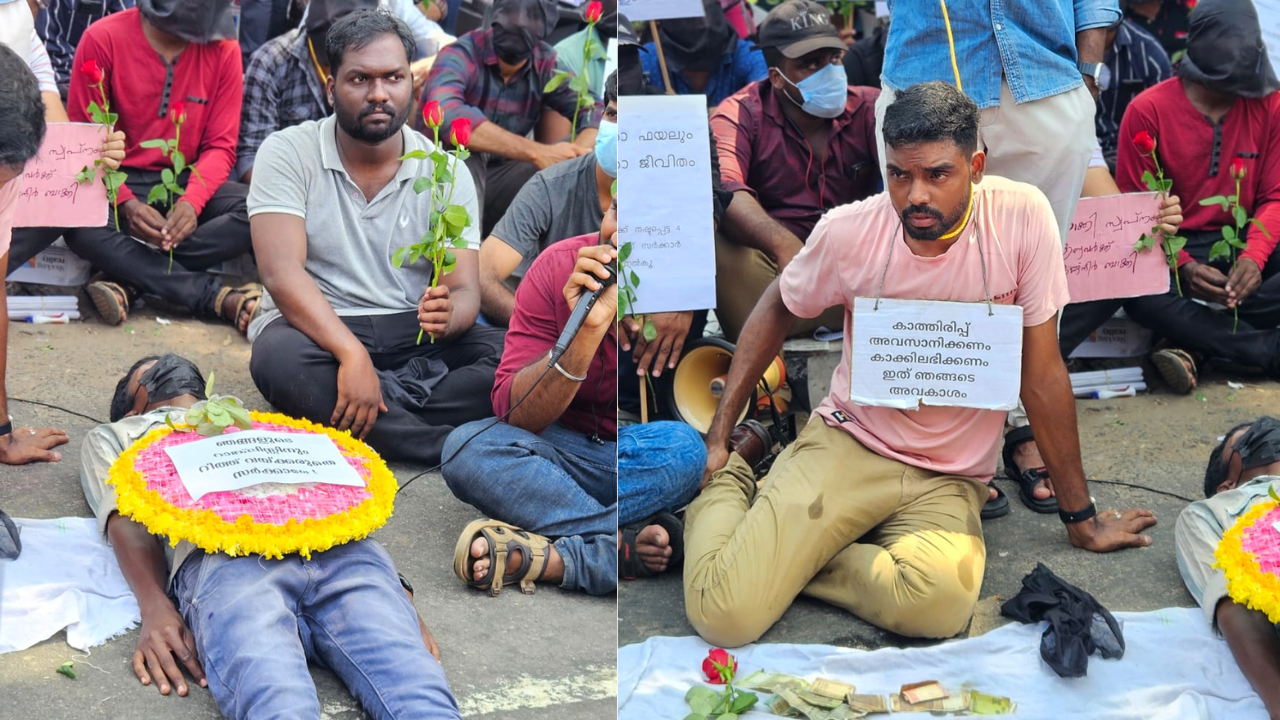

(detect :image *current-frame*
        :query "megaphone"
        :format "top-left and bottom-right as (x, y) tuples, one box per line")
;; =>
(668, 337), (786, 433)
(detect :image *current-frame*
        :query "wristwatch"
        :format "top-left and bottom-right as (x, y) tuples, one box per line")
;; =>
(1078, 61), (1103, 82)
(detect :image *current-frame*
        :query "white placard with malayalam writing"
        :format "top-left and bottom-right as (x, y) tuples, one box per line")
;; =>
(617, 94), (716, 313)
(618, 0), (704, 22)
(604, 38), (618, 88)
(1256, 0), (1280, 79)
(164, 430), (365, 502)
(851, 297), (1024, 411)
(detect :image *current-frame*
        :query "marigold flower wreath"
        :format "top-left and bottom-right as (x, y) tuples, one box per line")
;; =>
(106, 412), (396, 560)
(1215, 494), (1280, 623)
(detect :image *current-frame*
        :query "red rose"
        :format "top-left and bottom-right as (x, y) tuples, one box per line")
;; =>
(585, 1), (603, 23)
(701, 648), (736, 685)
(1231, 157), (1246, 179)
(422, 100), (443, 129)
(169, 100), (186, 125)
(79, 59), (104, 85)
(1132, 130), (1157, 155)
(450, 117), (472, 148)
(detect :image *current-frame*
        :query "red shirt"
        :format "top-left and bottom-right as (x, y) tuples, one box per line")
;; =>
(67, 8), (243, 215)
(492, 234), (618, 442)
(1116, 78), (1280, 269)
(712, 82), (880, 240)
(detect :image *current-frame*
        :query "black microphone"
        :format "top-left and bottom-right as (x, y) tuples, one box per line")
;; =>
(549, 259), (617, 366)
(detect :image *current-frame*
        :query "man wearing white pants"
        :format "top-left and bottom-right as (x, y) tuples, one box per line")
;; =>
(875, 0), (1118, 518)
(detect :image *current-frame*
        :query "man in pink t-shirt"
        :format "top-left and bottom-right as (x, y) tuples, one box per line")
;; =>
(0, 44), (70, 465)
(684, 82), (1157, 646)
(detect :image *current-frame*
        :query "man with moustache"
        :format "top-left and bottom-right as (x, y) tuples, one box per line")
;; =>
(684, 82), (1157, 647)
(247, 8), (504, 466)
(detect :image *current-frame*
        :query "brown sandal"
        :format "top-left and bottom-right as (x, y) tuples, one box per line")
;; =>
(453, 519), (551, 596)
(85, 281), (129, 326)
(213, 282), (263, 336)
(1151, 348), (1197, 395)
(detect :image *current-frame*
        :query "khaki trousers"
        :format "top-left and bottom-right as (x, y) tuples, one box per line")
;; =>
(684, 419), (987, 647)
(715, 233), (845, 343)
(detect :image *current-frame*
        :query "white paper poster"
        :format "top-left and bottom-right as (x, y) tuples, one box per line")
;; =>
(617, 94), (716, 313)
(1255, 0), (1280, 75)
(618, 0), (704, 23)
(850, 297), (1024, 411)
(164, 430), (365, 501)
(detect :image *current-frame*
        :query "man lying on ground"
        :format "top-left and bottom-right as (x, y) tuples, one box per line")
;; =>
(1177, 416), (1280, 720)
(685, 82), (1156, 647)
(444, 198), (703, 595)
(86, 354), (457, 719)
(248, 9), (504, 466)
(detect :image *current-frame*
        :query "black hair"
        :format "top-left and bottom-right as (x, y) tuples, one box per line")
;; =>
(325, 7), (416, 74)
(1205, 421), (1256, 497)
(110, 356), (162, 423)
(762, 47), (784, 70)
(605, 70), (618, 107)
(882, 81), (980, 156)
(0, 45), (47, 172)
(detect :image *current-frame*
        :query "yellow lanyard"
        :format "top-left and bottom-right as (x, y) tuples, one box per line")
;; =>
(936, 187), (975, 242)
(939, 0), (963, 92)
(307, 37), (330, 86)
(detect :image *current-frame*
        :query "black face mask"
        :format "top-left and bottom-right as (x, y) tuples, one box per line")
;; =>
(492, 23), (538, 64)
(1237, 417), (1280, 471)
(138, 354), (207, 407)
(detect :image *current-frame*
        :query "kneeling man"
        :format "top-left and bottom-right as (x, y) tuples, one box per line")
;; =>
(686, 82), (1157, 647)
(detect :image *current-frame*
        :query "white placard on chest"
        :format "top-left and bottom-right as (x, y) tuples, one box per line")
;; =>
(850, 297), (1024, 411)
(164, 430), (366, 501)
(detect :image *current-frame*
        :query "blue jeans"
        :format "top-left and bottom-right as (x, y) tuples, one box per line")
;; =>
(619, 421), (706, 526)
(443, 420), (617, 595)
(173, 540), (458, 720)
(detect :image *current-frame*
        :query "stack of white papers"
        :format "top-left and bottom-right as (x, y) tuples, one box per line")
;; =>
(1069, 366), (1146, 397)
(6, 295), (80, 320)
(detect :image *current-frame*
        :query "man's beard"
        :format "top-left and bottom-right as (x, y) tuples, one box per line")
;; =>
(900, 188), (970, 241)
(335, 99), (410, 144)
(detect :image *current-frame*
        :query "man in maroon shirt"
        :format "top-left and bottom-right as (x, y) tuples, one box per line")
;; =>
(8, 1), (259, 333)
(1110, 0), (1280, 389)
(711, 0), (880, 341)
(443, 200), (705, 595)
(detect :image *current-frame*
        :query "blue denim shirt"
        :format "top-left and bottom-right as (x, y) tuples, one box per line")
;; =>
(882, 0), (1121, 108)
(640, 41), (768, 107)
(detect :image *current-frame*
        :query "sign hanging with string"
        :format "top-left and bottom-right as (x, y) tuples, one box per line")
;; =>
(850, 297), (1024, 410)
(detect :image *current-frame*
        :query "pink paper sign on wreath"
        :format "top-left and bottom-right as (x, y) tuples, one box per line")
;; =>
(15, 123), (109, 228)
(1064, 193), (1170, 304)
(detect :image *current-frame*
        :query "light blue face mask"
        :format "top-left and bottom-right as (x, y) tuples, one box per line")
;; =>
(780, 62), (849, 119)
(595, 119), (619, 178)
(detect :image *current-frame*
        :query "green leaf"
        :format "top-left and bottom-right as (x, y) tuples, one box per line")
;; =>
(196, 420), (223, 437)
(206, 404), (231, 426)
(451, 237), (469, 249)
(618, 242), (632, 263)
(146, 184), (168, 206)
(205, 371), (216, 399)
(569, 72), (591, 95)
(686, 687), (720, 716)
(87, 100), (102, 120)
(168, 137), (178, 150)
(1165, 234), (1187, 256)
(1250, 218), (1273, 239)
(185, 406), (206, 426)
(400, 149), (432, 160)
(629, 270), (640, 288)
(729, 691), (758, 713)
(1160, 178), (1173, 193)
(169, 185), (186, 196)
(1232, 204), (1247, 228)
(617, 293), (630, 319)
(75, 166), (95, 185)
(392, 246), (409, 268)
(681, 715), (707, 720)
(1270, 484), (1279, 503)
(1223, 225), (1236, 242)
(408, 246), (421, 266)
(443, 205), (469, 231)
(140, 138), (169, 151)
(443, 250), (456, 266)
(1141, 170), (1158, 191)
(105, 112), (118, 126)
(1209, 240), (1231, 263)
(642, 318), (657, 342)
(413, 176), (434, 195)
(544, 70), (570, 93)
(56, 661), (76, 680)
(161, 168), (175, 186)
(1199, 195), (1231, 210)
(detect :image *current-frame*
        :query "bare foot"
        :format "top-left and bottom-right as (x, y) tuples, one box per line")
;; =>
(402, 586), (441, 660)
(636, 525), (673, 573)
(1011, 439), (1054, 501)
(469, 535), (564, 585)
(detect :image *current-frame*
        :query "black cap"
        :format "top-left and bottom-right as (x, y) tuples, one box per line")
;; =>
(617, 13), (640, 47)
(756, 0), (846, 59)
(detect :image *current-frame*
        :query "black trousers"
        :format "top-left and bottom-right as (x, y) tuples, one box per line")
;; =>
(463, 152), (541, 238)
(1059, 229), (1280, 374)
(250, 311), (506, 466)
(7, 173), (253, 317)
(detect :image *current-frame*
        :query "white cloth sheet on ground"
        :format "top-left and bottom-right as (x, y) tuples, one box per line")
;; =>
(618, 608), (1266, 719)
(0, 518), (140, 653)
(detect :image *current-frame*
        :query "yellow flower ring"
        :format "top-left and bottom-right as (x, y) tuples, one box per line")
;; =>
(1215, 499), (1280, 624)
(106, 412), (395, 560)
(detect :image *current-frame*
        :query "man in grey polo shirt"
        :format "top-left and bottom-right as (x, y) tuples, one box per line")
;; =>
(246, 9), (504, 466)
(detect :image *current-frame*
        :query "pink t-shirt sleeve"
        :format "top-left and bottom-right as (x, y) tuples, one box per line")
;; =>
(1013, 187), (1071, 327)
(779, 213), (846, 318)
(0, 176), (19, 258)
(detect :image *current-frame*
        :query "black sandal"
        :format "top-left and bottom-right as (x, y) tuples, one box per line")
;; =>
(1002, 426), (1059, 514)
(982, 483), (1010, 521)
(619, 511), (684, 580)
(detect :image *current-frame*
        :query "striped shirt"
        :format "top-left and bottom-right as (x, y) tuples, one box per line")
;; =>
(425, 28), (601, 142)
(1096, 20), (1172, 171)
(237, 27), (327, 179)
(28, 32), (58, 94)
(35, 0), (134, 89)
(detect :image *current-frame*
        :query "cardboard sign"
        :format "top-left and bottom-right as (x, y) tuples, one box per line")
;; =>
(618, 0), (704, 23)
(14, 123), (109, 228)
(1064, 193), (1170, 303)
(164, 430), (365, 502)
(617, 94), (716, 313)
(850, 297), (1024, 411)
